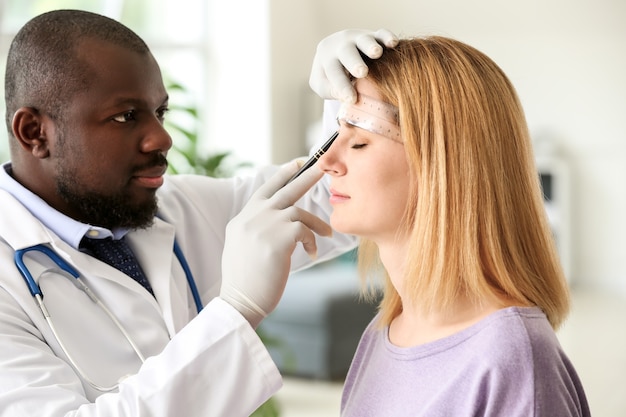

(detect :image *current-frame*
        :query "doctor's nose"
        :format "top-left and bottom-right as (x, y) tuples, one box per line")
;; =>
(140, 120), (172, 154)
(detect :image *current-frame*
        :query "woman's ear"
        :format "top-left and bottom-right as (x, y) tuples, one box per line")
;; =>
(11, 107), (50, 158)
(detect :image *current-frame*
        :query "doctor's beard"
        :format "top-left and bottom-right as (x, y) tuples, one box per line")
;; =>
(55, 161), (161, 231)
(57, 179), (158, 230)
(56, 175), (158, 230)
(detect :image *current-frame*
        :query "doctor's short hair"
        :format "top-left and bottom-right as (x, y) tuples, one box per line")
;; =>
(357, 37), (570, 330)
(4, 9), (150, 137)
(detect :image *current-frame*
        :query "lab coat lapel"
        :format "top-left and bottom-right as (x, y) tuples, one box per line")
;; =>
(126, 220), (190, 336)
(1, 190), (188, 336)
(0, 191), (158, 311)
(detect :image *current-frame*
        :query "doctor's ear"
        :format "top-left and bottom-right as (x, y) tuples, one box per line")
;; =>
(11, 107), (51, 159)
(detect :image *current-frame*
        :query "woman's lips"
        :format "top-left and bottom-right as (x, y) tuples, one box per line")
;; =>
(329, 188), (350, 204)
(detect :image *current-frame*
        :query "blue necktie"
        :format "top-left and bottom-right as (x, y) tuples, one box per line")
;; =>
(80, 236), (155, 296)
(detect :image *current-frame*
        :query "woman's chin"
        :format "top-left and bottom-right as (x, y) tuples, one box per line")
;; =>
(330, 219), (361, 237)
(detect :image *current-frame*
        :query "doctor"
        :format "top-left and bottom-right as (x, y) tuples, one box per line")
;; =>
(0, 9), (398, 417)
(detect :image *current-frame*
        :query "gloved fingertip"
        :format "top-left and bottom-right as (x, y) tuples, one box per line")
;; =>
(367, 44), (383, 59)
(353, 64), (369, 78)
(375, 28), (400, 48)
(339, 86), (357, 104)
(385, 37), (399, 48)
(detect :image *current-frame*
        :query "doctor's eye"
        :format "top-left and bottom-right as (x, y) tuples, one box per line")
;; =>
(112, 111), (136, 123)
(156, 107), (170, 122)
(351, 143), (367, 150)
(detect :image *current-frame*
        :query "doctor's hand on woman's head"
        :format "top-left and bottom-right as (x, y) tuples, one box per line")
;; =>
(309, 28), (399, 104)
(219, 161), (331, 328)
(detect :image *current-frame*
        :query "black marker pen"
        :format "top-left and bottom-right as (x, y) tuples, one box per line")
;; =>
(285, 131), (339, 185)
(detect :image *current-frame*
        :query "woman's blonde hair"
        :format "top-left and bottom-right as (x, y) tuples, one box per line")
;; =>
(358, 36), (570, 329)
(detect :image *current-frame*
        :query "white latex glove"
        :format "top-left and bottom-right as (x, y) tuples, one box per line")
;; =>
(309, 28), (399, 103)
(220, 161), (332, 328)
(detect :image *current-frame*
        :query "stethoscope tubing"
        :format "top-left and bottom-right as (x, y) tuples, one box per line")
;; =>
(173, 239), (203, 313)
(13, 240), (202, 392)
(14, 244), (80, 296)
(14, 242), (202, 312)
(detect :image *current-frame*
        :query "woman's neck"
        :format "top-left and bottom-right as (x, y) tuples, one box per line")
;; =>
(377, 241), (516, 348)
(388, 295), (508, 347)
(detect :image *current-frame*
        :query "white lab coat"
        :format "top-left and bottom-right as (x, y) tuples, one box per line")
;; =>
(0, 166), (355, 417)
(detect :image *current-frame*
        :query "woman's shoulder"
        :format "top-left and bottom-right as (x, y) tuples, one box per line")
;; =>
(468, 306), (559, 361)
(481, 306), (590, 415)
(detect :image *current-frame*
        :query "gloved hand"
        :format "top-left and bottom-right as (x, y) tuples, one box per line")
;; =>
(220, 161), (332, 328)
(309, 29), (399, 103)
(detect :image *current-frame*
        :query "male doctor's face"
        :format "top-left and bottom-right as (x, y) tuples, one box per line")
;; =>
(50, 39), (172, 230)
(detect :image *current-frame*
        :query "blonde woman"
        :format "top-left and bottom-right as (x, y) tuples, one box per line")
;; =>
(318, 37), (590, 416)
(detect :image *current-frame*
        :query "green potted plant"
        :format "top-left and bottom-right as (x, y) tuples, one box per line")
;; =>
(164, 81), (251, 177)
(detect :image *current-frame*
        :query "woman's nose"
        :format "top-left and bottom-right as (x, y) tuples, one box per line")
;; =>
(317, 134), (344, 176)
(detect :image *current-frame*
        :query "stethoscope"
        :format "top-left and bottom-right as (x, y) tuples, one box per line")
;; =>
(13, 239), (203, 392)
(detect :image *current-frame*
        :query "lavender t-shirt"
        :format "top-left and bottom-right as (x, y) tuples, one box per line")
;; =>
(341, 307), (590, 416)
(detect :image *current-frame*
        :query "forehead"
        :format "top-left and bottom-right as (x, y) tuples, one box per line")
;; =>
(337, 80), (401, 142)
(72, 38), (166, 106)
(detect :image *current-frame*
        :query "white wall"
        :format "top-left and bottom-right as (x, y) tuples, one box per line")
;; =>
(267, 0), (626, 294)
(204, 0), (321, 167)
(268, 0), (322, 163)
(204, 0), (271, 168)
